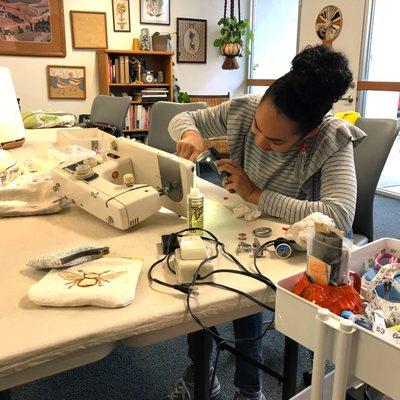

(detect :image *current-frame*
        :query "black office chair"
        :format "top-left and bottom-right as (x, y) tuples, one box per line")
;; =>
(88, 95), (132, 137)
(353, 117), (399, 245)
(146, 101), (207, 153)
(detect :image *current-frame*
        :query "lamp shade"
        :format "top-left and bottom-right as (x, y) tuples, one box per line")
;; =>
(0, 67), (25, 149)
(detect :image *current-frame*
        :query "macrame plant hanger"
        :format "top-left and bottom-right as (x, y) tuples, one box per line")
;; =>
(221, 0), (241, 70)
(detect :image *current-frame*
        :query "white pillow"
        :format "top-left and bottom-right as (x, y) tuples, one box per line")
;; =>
(28, 257), (142, 308)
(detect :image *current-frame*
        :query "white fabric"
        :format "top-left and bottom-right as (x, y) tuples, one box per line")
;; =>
(28, 258), (142, 308)
(0, 180), (62, 217)
(232, 202), (261, 221)
(285, 212), (335, 250)
(233, 203), (251, 218)
(244, 209), (262, 222)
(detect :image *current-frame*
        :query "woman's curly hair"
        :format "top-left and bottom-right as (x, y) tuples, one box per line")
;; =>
(262, 45), (353, 134)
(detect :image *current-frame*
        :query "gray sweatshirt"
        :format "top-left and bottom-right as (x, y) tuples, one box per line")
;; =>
(169, 94), (366, 232)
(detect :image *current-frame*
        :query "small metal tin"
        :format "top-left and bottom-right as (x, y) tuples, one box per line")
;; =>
(252, 227), (272, 238)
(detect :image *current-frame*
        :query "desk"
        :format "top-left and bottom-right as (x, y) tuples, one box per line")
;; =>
(0, 130), (306, 398)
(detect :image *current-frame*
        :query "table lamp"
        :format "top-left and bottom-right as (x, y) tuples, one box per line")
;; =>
(0, 67), (25, 149)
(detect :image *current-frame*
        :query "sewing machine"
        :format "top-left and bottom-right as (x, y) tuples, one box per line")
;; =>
(51, 137), (193, 230)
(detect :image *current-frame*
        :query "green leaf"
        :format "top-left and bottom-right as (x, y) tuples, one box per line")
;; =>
(214, 38), (222, 47)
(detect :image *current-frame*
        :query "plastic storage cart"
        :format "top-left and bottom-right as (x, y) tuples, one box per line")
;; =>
(275, 238), (400, 400)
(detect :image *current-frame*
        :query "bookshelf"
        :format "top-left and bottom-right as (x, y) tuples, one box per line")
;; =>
(97, 49), (174, 139)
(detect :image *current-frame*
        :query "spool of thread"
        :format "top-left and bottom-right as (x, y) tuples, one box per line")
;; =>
(132, 38), (140, 51)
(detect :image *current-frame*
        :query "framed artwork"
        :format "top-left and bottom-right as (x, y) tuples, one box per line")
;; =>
(315, 5), (343, 48)
(47, 65), (86, 100)
(112, 0), (131, 32)
(70, 11), (108, 49)
(0, 0), (65, 57)
(140, 0), (170, 25)
(177, 18), (207, 64)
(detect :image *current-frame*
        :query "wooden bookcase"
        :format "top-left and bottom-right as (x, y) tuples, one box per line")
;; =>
(97, 49), (174, 139)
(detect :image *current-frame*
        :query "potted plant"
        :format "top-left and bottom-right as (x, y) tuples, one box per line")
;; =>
(213, 16), (254, 70)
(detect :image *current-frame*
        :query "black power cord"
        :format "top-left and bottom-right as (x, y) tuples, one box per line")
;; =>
(148, 227), (277, 345)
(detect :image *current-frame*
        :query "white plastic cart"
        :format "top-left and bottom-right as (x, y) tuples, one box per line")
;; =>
(275, 238), (400, 400)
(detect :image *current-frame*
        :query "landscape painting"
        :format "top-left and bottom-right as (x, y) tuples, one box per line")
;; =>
(0, 0), (65, 56)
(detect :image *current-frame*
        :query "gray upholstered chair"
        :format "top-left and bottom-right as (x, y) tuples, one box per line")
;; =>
(90, 94), (132, 137)
(146, 101), (207, 153)
(353, 117), (399, 245)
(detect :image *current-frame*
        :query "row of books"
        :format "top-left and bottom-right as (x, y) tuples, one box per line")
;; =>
(111, 89), (169, 103)
(141, 88), (169, 103)
(124, 105), (151, 131)
(108, 56), (131, 84)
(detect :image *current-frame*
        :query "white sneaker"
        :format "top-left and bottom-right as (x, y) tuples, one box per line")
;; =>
(166, 366), (221, 400)
(167, 379), (191, 400)
(233, 391), (266, 400)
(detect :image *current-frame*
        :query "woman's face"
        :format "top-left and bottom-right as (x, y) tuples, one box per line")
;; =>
(251, 99), (303, 153)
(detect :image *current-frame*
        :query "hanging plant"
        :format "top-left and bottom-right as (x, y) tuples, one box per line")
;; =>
(213, 1), (254, 70)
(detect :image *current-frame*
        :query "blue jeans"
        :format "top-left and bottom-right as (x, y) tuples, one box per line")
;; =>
(188, 312), (264, 393)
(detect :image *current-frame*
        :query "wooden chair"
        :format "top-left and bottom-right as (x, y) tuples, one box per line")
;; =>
(189, 93), (230, 107)
(189, 93), (230, 156)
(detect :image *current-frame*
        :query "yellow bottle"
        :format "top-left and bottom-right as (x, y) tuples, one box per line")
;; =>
(187, 186), (204, 234)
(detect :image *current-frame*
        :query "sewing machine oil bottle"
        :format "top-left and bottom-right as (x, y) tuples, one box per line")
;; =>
(187, 186), (204, 234)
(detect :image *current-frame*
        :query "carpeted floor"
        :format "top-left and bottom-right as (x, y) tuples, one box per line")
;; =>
(10, 195), (399, 400)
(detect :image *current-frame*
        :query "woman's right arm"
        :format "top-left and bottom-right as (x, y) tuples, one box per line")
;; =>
(168, 101), (231, 160)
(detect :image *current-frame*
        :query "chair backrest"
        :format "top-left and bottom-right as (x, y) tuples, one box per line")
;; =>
(353, 117), (399, 241)
(90, 95), (132, 136)
(189, 93), (230, 107)
(147, 101), (207, 153)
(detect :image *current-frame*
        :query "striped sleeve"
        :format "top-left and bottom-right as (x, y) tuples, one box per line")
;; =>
(169, 100), (231, 141)
(258, 142), (357, 232)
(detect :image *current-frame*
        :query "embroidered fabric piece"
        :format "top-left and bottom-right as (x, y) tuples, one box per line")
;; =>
(28, 258), (142, 308)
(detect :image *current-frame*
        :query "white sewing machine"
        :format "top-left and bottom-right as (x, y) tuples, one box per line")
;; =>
(51, 137), (193, 230)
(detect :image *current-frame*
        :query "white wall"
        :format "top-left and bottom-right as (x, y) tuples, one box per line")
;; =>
(298, 0), (367, 113)
(0, 0), (249, 116)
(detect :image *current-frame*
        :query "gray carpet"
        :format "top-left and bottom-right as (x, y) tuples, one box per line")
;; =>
(10, 195), (399, 400)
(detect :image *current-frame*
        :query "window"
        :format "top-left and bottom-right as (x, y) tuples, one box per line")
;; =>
(360, 0), (400, 119)
(249, 0), (299, 95)
(359, 0), (400, 198)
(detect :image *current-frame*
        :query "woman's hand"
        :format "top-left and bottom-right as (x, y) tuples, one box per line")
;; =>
(216, 159), (262, 204)
(176, 130), (204, 162)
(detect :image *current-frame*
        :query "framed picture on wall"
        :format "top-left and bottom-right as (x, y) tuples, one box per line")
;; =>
(140, 0), (170, 25)
(47, 65), (86, 100)
(177, 18), (207, 63)
(70, 11), (108, 49)
(112, 0), (131, 32)
(0, 0), (65, 57)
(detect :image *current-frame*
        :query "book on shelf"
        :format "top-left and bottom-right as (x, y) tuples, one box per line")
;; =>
(108, 56), (131, 84)
(141, 88), (169, 102)
(125, 104), (152, 131)
(124, 56), (129, 84)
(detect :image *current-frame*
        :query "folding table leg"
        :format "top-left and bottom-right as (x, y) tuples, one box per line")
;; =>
(191, 329), (212, 400)
(0, 390), (11, 400)
(282, 336), (299, 400)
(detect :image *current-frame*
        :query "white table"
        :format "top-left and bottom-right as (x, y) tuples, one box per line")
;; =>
(0, 130), (306, 398)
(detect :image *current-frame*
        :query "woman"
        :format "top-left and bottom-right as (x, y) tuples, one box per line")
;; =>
(167, 45), (366, 400)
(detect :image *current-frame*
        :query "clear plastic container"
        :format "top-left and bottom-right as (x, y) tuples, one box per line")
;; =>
(46, 145), (96, 165)
(306, 225), (353, 286)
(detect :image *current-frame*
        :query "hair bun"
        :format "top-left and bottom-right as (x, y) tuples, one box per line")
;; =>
(290, 45), (353, 104)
